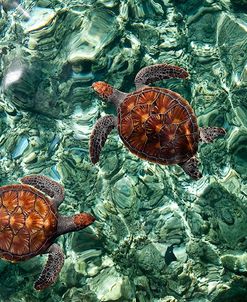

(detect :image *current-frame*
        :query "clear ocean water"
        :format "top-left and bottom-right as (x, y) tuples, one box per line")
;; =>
(0, 0), (247, 301)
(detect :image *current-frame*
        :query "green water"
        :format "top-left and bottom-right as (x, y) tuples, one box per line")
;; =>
(0, 0), (247, 301)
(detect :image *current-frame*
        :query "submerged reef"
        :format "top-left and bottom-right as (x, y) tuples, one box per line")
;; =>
(0, 0), (247, 301)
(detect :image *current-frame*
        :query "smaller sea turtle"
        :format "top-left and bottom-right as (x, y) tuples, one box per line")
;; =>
(0, 175), (95, 290)
(90, 63), (226, 179)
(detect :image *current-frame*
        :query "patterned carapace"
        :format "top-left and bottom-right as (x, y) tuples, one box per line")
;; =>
(118, 87), (199, 165)
(0, 184), (56, 261)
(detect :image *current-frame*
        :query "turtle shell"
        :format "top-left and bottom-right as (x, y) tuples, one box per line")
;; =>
(0, 184), (57, 262)
(118, 87), (199, 165)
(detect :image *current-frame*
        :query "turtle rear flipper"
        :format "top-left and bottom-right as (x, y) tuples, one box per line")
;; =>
(89, 115), (117, 164)
(179, 156), (202, 180)
(199, 127), (226, 143)
(134, 63), (189, 89)
(34, 243), (64, 290)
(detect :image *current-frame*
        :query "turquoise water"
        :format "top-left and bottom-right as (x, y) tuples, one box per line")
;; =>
(0, 0), (247, 301)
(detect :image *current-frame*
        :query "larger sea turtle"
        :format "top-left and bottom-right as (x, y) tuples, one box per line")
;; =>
(90, 63), (226, 179)
(0, 175), (95, 290)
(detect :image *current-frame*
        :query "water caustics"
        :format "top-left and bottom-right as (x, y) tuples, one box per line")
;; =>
(0, 0), (247, 301)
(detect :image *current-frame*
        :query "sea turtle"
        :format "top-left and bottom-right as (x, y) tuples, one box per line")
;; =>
(90, 63), (226, 179)
(0, 175), (95, 290)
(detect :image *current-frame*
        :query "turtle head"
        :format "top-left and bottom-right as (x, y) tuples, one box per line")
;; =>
(73, 213), (95, 230)
(92, 81), (113, 100)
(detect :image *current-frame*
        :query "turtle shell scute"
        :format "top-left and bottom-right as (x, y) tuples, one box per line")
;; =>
(0, 184), (57, 261)
(118, 87), (199, 165)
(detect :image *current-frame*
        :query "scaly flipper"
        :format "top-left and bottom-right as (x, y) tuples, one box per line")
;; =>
(20, 175), (64, 207)
(89, 115), (117, 164)
(134, 63), (189, 89)
(34, 243), (64, 290)
(199, 127), (226, 143)
(179, 156), (202, 180)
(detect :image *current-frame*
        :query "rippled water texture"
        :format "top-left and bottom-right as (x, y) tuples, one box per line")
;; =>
(0, 0), (247, 301)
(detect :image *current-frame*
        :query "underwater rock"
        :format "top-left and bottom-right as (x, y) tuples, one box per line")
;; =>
(230, 0), (247, 6)
(0, 0), (29, 20)
(217, 12), (247, 87)
(67, 8), (119, 65)
(199, 181), (247, 247)
(2, 57), (63, 117)
(166, 262), (193, 295)
(136, 243), (165, 273)
(111, 175), (136, 211)
(0, 3), (140, 118)
(62, 287), (98, 302)
(21, 6), (56, 33)
(221, 252), (247, 274)
(227, 127), (247, 179)
(0, 0), (20, 11)
(21, 6), (63, 58)
(157, 204), (187, 244)
(87, 267), (134, 301)
(11, 135), (29, 159)
(161, 297), (178, 302)
(212, 285), (247, 302)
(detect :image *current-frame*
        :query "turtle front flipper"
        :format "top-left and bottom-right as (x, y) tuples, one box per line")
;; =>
(20, 175), (64, 207)
(199, 127), (226, 143)
(90, 114), (117, 164)
(34, 243), (64, 290)
(134, 63), (189, 89)
(179, 156), (202, 180)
